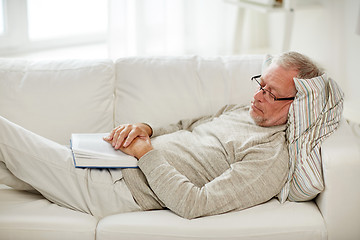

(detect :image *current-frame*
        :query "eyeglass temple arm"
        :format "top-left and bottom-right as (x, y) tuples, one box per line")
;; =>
(275, 97), (295, 101)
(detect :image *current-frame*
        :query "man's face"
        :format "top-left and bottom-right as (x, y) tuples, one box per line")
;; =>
(249, 63), (298, 127)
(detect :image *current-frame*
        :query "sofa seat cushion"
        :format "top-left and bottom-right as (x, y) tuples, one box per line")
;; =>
(0, 185), (97, 240)
(96, 199), (326, 240)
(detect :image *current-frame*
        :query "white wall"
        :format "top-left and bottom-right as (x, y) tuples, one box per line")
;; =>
(344, 0), (360, 124)
(268, 0), (360, 123)
(4, 0), (359, 124)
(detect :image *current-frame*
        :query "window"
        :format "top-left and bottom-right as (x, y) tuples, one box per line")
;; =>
(0, 0), (108, 56)
(27, 0), (107, 41)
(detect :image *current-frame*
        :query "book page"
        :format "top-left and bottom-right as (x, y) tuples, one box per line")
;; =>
(71, 133), (132, 160)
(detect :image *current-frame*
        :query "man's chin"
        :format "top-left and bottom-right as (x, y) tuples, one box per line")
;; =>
(249, 108), (266, 126)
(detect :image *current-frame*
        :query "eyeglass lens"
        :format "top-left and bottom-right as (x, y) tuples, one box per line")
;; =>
(252, 77), (276, 101)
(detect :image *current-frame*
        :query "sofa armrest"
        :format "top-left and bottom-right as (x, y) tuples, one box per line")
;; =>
(316, 119), (360, 240)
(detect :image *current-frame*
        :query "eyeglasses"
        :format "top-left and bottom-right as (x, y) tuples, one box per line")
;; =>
(251, 75), (295, 101)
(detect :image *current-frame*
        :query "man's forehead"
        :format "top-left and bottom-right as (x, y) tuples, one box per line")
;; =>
(262, 64), (297, 93)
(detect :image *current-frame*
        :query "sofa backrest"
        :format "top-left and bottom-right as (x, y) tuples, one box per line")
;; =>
(0, 59), (114, 145)
(0, 55), (264, 145)
(114, 55), (263, 128)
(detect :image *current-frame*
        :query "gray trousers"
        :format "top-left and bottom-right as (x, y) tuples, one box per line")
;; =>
(0, 116), (140, 218)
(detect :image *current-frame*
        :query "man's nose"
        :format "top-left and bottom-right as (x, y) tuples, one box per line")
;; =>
(253, 89), (265, 101)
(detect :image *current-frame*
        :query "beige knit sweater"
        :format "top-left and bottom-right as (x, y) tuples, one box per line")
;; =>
(122, 105), (289, 219)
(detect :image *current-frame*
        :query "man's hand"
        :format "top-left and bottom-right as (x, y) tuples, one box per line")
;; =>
(103, 123), (153, 159)
(117, 136), (153, 159)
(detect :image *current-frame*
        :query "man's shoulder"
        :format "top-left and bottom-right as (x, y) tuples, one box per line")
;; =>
(218, 104), (250, 115)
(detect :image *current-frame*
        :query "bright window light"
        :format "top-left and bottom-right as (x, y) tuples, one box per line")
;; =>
(27, 0), (107, 41)
(0, 0), (4, 35)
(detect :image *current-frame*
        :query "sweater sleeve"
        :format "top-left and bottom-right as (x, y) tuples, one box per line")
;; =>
(138, 141), (289, 219)
(151, 104), (239, 137)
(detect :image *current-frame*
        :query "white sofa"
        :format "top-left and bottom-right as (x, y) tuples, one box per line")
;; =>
(0, 56), (359, 240)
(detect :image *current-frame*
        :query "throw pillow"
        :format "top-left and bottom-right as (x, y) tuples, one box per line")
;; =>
(278, 73), (344, 202)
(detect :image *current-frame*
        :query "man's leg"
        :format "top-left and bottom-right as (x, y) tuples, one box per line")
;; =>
(0, 161), (37, 191)
(0, 116), (141, 218)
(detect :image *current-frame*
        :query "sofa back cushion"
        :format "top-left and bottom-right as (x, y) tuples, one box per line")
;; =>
(114, 55), (263, 127)
(0, 59), (114, 145)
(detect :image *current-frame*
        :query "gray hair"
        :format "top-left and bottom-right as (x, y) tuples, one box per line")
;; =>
(272, 51), (324, 79)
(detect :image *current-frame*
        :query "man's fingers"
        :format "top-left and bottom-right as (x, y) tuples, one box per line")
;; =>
(123, 129), (141, 147)
(104, 128), (116, 141)
(105, 124), (149, 150)
(114, 125), (134, 149)
(117, 128), (139, 148)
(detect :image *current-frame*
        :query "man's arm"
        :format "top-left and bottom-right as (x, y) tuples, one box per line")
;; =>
(137, 141), (289, 219)
(104, 104), (239, 158)
(151, 104), (239, 137)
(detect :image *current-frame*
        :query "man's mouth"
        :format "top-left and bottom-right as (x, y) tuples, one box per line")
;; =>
(251, 101), (264, 113)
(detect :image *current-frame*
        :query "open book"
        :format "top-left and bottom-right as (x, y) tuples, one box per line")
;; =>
(70, 133), (138, 168)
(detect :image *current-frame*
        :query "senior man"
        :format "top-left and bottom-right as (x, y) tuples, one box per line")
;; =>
(0, 51), (323, 219)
